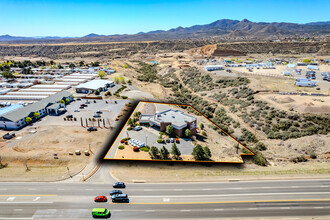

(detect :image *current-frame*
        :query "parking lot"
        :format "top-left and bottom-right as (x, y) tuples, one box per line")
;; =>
(127, 125), (194, 155)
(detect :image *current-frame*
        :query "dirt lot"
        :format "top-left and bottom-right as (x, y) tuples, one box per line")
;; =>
(0, 125), (111, 181)
(256, 93), (330, 114)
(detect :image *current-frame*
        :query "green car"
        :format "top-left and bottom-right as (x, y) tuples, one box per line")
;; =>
(92, 208), (111, 218)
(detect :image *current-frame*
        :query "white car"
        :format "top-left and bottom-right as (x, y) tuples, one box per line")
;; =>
(74, 109), (80, 112)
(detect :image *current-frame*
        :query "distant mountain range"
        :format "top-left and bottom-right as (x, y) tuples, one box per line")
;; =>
(1, 19), (329, 43)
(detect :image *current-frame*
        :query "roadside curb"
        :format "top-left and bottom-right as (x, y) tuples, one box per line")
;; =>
(80, 163), (101, 182)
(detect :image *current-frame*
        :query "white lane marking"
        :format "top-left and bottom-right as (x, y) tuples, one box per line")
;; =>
(0, 189), (7, 191)
(180, 210), (191, 212)
(202, 188), (212, 190)
(143, 189), (152, 191)
(290, 186), (300, 188)
(320, 186), (329, 187)
(174, 189), (183, 191)
(7, 197), (15, 201)
(145, 210), (155, 212)
(0, 218), (33, 220)
(0, 202), (53, 204)
(280, 207), (290, 209)
(214, 209), (224, 211)
(85, 189), (93, 191)
(14, 209), (23, 211)
(33, 197), (40, 201)
(248, 208), (257, 210)
(112, 210), (123, 212)
(163, 198), (170, 202)
(57, 188), (65, 191)
(314, 207), (324, 209)
(261, 187), (272, 189)
(130, 191), (330, 198)
(230, 188), (243, 190)
(28, 188), (36, 191)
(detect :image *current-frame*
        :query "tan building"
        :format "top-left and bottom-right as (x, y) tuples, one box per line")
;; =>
(139, 109), (197, 137)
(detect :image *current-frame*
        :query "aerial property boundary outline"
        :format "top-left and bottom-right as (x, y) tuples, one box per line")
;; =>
(103, 101), (255, 163)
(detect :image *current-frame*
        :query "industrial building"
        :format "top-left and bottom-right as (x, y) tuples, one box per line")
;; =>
(139, 109), (197, 137)
(0, 91), (72, 130)
(204, 65), (224, 71)
(75, 80), (115, 94)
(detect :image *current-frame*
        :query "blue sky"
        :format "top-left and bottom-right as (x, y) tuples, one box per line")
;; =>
(1, 0), (329, 37)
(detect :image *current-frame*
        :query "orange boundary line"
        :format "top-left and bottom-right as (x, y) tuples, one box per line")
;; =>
(103, 101), (255, 163)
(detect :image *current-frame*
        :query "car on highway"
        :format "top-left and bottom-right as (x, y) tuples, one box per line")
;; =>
(85, 101), (90, 104)
(87, 127), (97, 131)
(66, 114), (73, 119)
(94, 196), (107, 202)
(77, 98), (81, 101)
(74, 109), (80, 112)
(110, 190), (122, 195)
(93, 114), (101, 118)
(113, 182), (126, 188)
(111, 194), (129, 203)
(79, 106), (84, 109)
(96, 111), (103, 114)
(92, 208), (110, 218)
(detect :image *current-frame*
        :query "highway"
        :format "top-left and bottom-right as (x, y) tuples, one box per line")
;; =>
(0, 179), (329, 219)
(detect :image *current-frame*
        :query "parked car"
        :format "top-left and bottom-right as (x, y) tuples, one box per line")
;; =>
(79, 106), (84, 109)
(110, 190), (122, 196)
(87, 127), (97, 131)
(77, 98), (81, 101)
(66, 114), (73, 119)
(94, 196), (107, 202)
(175, 138), (180, 143)
(133, 126), (142, 131)
(74, 109), (80, 112)
(93, 114), (101, 118)
(113, 182), (126, 188)
(96, 111), (103, 114)
(3, 133), (15, 140)
(85, 101), (90, 104)
(170, 138), (175, 143)
(111, 194), (129, 203)
(92, 208), (110, 218)
(166, 138), (170, 143)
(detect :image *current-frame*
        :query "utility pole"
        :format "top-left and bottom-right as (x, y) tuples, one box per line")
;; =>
(67, 166), (72, 178)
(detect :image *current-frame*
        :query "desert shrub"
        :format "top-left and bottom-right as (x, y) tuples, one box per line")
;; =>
(252, 152), (267, 166)
(121, 96), (128, 99)
(255, 142), (267, 151)
(118, 145), (125, 150)
(290, 155), (308, 163)
(140, 145), (150, 152)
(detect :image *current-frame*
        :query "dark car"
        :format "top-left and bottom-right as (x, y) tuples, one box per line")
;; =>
(111, 194), (129, 203)
(87, 127), (97, 131)
(94, 196), (107, 202)
(79, 106), (84, 109)
(166, 138), (170, 143)
(77, 98), (81, 101)
(3, 133), (15, 140)
(66, 114), (73, 118)
(113, 182), (125, 188)
(96, 111), (103, 114)
(110, 190), (122, 196)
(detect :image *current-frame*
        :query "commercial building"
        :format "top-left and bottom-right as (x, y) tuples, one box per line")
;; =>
(139, 109), (197, 137)
(75, 80), (115, 94)
(204, 65), (224, 71)
(0, 91), (72, 130)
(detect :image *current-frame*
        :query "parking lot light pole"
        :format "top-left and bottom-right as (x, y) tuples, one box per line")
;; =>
(146, 135), (148, 146)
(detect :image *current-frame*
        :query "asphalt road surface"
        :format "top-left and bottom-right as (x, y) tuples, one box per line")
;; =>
(0, 179), (329, 219)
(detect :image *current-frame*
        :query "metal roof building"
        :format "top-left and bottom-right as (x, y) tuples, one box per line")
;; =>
(75, 80), (114, 94)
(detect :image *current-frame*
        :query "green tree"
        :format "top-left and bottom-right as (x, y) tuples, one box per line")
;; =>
(79, 61), (84, 67)
(69, 63), (75, 69)
(171, 143), (181, 160)
(114, 76), (120, 84)
(149, 146), (160, 159)
(92, 62), (100, 67)
(98, 71), (107, 79)
(123, 64), (129, 69)
(59, 99), (65, 104)
(302, 59), (311, 63)
(185, 129), (191, 137)
(203, 146), (212, 159)
(200, 123), (204, 130)
(166, 125), (173, 136)
(95, 90), (100, 95)
(25, 117), (32, 123)
(160, 146), (170, 160)
(34, 112), (40, 118)
(192, 144), (205, 161)
(255, 142), (267, 151)
(119, 76), (125, 84)
(1, 70), (15, 79)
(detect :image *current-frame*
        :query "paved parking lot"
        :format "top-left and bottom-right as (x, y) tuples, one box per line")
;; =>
(127, 125), (194, 155)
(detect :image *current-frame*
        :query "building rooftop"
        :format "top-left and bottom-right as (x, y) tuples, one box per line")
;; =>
(152, 109), (196, 129)
(0, 90), (71, 122)
(76, 80), (114, 90)
(0, 104), (24, 116)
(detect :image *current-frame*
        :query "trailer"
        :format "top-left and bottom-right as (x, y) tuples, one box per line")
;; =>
(295, 80), (316, 87)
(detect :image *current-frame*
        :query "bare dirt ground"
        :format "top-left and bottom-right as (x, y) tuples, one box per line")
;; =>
(110, 160), (330, 183)
(0, 125), (110, 181)
(256, 93), (330, 114)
